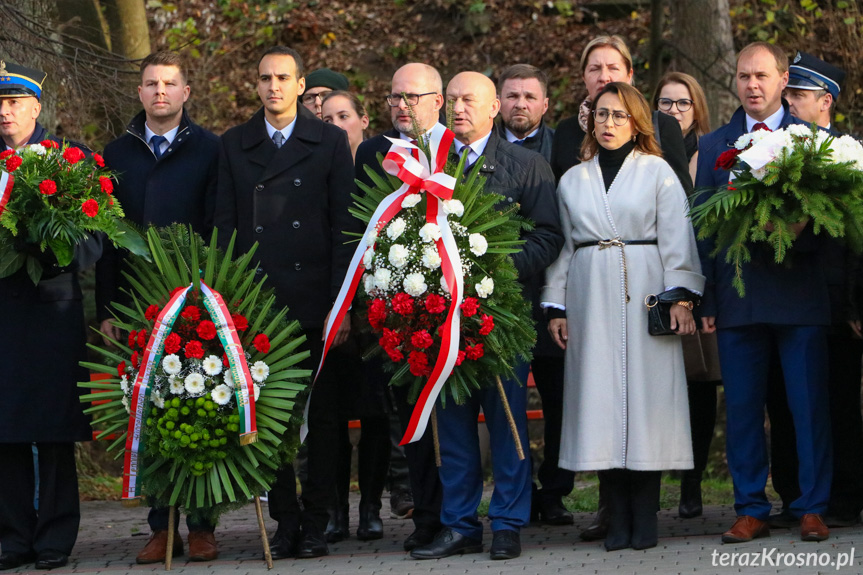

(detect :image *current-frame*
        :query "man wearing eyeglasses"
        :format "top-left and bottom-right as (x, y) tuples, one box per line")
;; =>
(301, 68), (349, 119)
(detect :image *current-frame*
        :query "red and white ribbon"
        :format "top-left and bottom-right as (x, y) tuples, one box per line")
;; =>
(0, 169), (13, 216)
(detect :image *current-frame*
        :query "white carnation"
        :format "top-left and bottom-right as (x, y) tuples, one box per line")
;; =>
(120, 375), (129, 394)
(421, 246), (442, 269)
(184, 373), (206, 396)
(363, 247), (375, 268)
(152, 393), (165, 409)
(386, 218), (407, 240)
(374, 268), (393, 291)
(442, 199), (464, 217)
(402, 193), (422, 208)
(122, 395), (131, 414)
(162, 354), (182, 375)
(28, 144), (47, 156)
(363, 273), (376, 294)
(211, 384), (232, 406)
(253, 384), (261, 402)
(223, 369), (235, 388)
(365, 228), (378, 247)
(419, 223), (442, 243)
(388, 244), (409, 268)
(403, 273), (428, 297)
(786, 124), (811, 138)
(251, 360), (270, 383)
(469, 233), (488, 256)
(476, 276), (494, 298)
(202, 355), (223, 376)
(734, 133), (754, 150)
(169, 375), (185, 395)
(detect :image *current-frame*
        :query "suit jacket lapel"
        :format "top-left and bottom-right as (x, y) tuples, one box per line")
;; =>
(241, 108), (275, 170)
(260, 113), (322, 182)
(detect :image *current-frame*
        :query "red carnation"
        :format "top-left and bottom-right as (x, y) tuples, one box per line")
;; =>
(379, 328), (403, 350)
(127, 330), (137, 348)
(185, 339), (204, 359)
(386, 347), (404, 362)
(131, 350), (140, 369)
(137, 329), (147, 349)
(0, 150), (15, 160)
(144, 304), (160, 321)
(408, 351), (431, 376)
(461, 297), (479, 318)
(714, 148), (741, 171)
(40, 140), (59, 149)
(116, 361), (126, 377)
(196, 320), (217, 340)
(81, 199), (99, 218)
(231, 313), (248, 331)
(368, 298), (387, 330)
(411, 330), (433, 350)
(170, 286), (186, 298)
(455, 350), (466, 366)
(38, 180), (57, 196)
(253, 333), (271, 353)
(479, 314), (495, 336)
(99, 176), (113, 195)
(181, 306), (201, 321)
(466, 343), (484, 361)
(391, 292), (414, 316)
(164, 333), (181, 355)
(222, 354), (230, 367)
(92, 152), (105, 167)
(5, 155), (22, 172)
(425, 293), (446, 314)
(62, 146), (86, 164)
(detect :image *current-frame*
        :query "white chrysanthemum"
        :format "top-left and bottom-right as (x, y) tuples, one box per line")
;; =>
(253, 384), (261, 402)
(251, 360), (270, 383)
(421, 246), (442, 269)
(419, 223), (442, 243)
(476, 276), (495, 298)
(223, 369), (235, 388)
(120, 375), (129, 394)
(751, 166), (768, 181)
(734, 133), (754, 150)
(363, 247), (375, 268)
(122, 395), (131, 414)
(440, 275), (450, 293)
(442, 199), (464, 217)
(211, 384), (232, 406)
(403, 273), (428, 297)
(402, 193), (421, 208)
(363, 273), (376, 294)
(388, 244), (409, 268)
(202, 355), (223, 376)
(469, 233), (488, 256)
(152, 393), (165, 409)
(387, 218), (407, 240)
(785, 124), (811, 138)
(365, 228), (378, 247)
(184, 372), (206, 396)
(162, 354), (182, 375)
(28, 143), (47, 156)
(169, 375), (184, 395)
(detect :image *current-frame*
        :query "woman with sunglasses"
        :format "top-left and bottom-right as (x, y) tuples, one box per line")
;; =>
(655, 73), (720, 521)
(544, 82), (704, 551)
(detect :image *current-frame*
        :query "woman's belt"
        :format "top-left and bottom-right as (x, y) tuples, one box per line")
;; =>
(575, 239), (658, 250)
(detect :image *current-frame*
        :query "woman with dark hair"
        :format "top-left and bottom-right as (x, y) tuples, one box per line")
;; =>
(322, 91), (370, 161)
(544, 82), (704, 550)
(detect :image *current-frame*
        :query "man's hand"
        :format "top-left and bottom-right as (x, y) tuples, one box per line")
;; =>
(323, 310), (351, 347)
(700, 316), (716, 334)
(764, 217), (809, 238)
(100, 318), (121, 346)
(848, 319), (863, 339)
(548, 317), (568, 350)
(670, 305), (696, 336)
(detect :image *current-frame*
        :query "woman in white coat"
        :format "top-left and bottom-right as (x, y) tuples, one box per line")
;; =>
(543, 82), (705, 551)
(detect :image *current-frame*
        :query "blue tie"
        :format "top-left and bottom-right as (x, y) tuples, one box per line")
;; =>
(150, 135), (167, 159)
(272, 131), (285, 149)
(514, 139), (525, 146)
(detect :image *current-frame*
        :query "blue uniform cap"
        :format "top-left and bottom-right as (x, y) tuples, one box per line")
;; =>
(0, 60), (46, 100)
(788, 51), (844, 100)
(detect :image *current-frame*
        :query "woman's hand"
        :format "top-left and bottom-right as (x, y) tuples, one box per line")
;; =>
(548, 317), (568, 350)
(670, 305), (696, 336)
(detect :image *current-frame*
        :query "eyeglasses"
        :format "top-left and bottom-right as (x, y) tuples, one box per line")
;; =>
(301, 91), (331, 105)
(593, 109), (631, 126)
(386, 92), (436, 107)
(656, 98), (693, 112)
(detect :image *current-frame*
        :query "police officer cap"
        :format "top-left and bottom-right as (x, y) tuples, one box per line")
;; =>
(788, 51), (845, 99)
(304, 68), (349, 91)
(0, 60), (46, 100)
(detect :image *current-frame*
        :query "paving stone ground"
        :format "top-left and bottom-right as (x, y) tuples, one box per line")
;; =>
(7, 492), (863, 575)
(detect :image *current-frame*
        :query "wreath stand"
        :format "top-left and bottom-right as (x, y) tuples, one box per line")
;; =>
(163, 496), (273, 570)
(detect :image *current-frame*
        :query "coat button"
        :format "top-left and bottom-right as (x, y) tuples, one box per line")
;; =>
(507, 197), (514, 202)
(292, 221), (300, 229)
(255, 184), (264, 192)
(294, 262), (302, 271)
(256, 267), (263, 275)
(255, 225), (264, 233)
(482, 164), (487, 169)
(293, 178), (302, 187)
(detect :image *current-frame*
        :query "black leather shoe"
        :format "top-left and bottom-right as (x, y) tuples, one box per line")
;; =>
(403, 526), (439, 551)
(0, 552), (36, 571)
(35, 551), (68, 570)
(535, 497), (574, 526)
(325, 505), (350, 543)
(490, 530), (521, 560)
(357, 505), (384, 541)
(824, 513), (861, 528)
(410, 527), (482, 559)
(678, 471), (703, 519)
(580, 505), (609, 541)
(269, 524), (300, 560)
(296, 524), (329, 559)
(768, 507), (798, 529)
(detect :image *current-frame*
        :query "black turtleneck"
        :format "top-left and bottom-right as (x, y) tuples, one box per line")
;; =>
(597, 141), (635, 191)
(683, 129), (698, 163)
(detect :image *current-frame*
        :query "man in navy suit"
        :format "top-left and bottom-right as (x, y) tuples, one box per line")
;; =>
(696, 42), (832, 544)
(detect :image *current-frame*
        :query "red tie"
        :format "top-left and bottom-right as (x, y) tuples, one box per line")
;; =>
(752, 122), (771, 132)
(410, 139), (419, 161)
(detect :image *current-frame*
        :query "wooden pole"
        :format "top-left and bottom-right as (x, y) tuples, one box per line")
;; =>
(431, 406), (442, 467)
(255, 496), (273, 569)
(495, 375), (525, 460)
(165, 506), (175, 570)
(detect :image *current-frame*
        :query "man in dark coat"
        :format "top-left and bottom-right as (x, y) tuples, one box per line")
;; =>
(696, 42), (832, 544)
(214, 46), (357, 559)
(411, 71), (563, 561)
(95, 51), (220, 564)
(0, 61), (103, 571)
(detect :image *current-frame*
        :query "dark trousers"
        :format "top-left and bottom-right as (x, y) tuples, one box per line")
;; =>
(687, 381), (719, 474)
(147, 507), (215, 533)
(531, 356), (575, 502)
(386, 409), (411, 493)
(332, 415), (390, 511)
(718, 324), (832, 520)
(0, 443), (80, 555)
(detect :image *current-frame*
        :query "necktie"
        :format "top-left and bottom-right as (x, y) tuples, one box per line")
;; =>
(410, 139), (420, 161)
(752, 122), (771, 132)
(514, 139), (525, 146)
(272, 131), (285, 149)
(150, 135), (167, 159)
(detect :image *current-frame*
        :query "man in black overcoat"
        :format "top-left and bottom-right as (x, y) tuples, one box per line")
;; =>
(0, 62), (103, 571)
(214, 46), (357, 559)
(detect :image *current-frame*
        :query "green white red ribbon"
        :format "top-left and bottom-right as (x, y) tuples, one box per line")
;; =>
(0, 169), (13, 216)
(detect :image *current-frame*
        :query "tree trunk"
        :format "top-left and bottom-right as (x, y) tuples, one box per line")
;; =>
(104, 0), (151, 62)
(669, 0), (737, 129)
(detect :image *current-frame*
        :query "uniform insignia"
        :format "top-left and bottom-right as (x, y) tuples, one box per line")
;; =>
(793, 52), (802, 64)
(0, 61), (6, 75)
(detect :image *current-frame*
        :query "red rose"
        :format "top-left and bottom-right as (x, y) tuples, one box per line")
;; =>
(127, 330), (137, 348)
(425, 293), (446, 314)
(137, 329), (147, 349)
(231, 313), (248, 331)
(196, 320), (217, 340)
(131, 350), (140, 369)
(116, 361), (127, 377)
(466, 343), (484, 361)
(81, 198), (99, 218)
(368, 298), (387, 330)
(40, 140), (59, 149)
(99, 176), (113, 194)
(5, 155), (22, 172)
(408, 351), (431, 376)
(185, 339), (204, 359)
(379, 328), (403, 351)
(386, 347), (404, 362)
(164, 333), (181, 355)
(455, 350), (466, 366)
(0, 150), (15, 160)
(461, 297), (479, 317)
(479, 314), (495, 336)
(144, 304), (160, 321)
(253, 333), (271, 353)
(714, 148), (741, 171)
(62, 146), (86, 164)
(410, 330), (433, 350)
(391, 292), (414, 316)
(181, 306), (201, 321)
(92, 152), (105, 167)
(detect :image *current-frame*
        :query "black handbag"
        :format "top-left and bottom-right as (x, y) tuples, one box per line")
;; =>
(644, 287), (700, 336)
